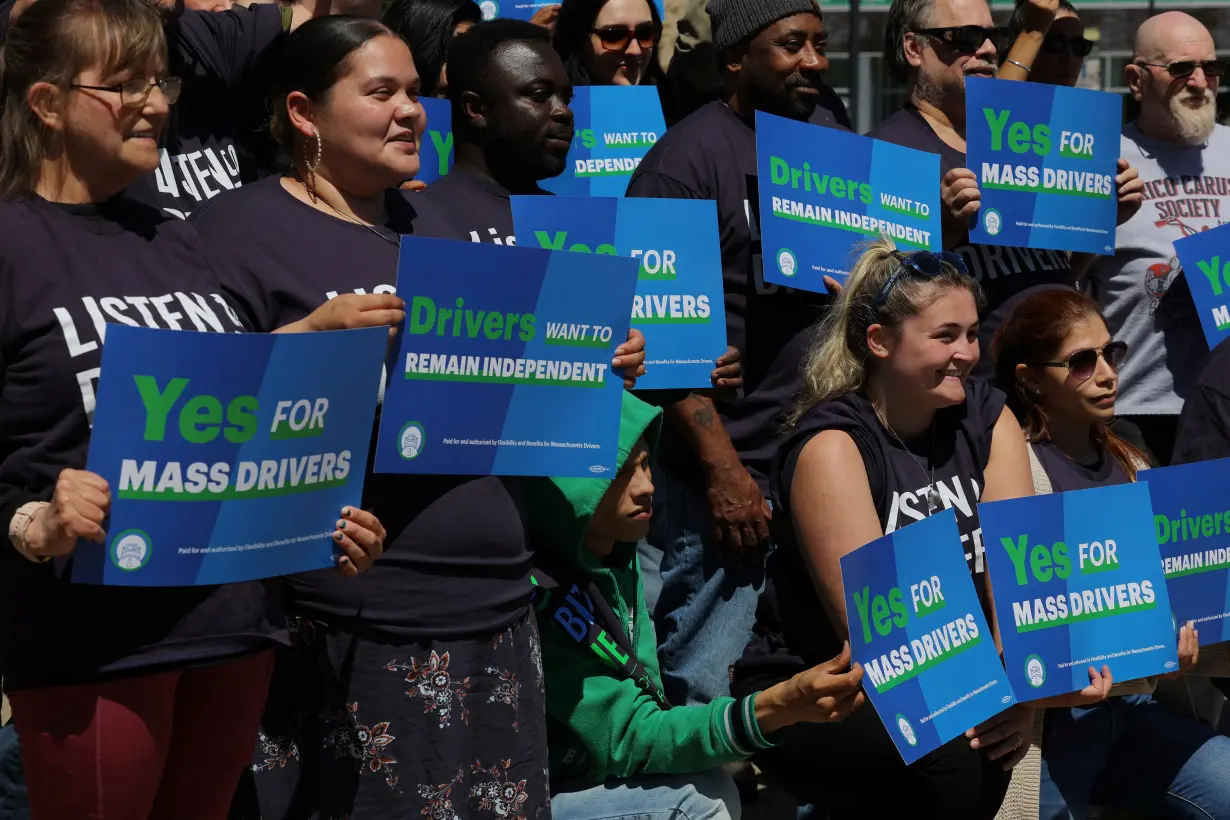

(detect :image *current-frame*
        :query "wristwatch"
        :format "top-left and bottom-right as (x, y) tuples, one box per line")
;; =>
(8, 501), (51, 564)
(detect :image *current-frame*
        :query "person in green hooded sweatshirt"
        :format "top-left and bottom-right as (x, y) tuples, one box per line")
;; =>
(524, 393), (868, 820)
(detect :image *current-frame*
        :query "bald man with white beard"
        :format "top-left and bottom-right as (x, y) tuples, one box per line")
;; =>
(1086, 12), (1227, 465)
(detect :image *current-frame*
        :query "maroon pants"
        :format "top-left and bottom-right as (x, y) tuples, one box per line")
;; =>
(10, 650), (274, 820)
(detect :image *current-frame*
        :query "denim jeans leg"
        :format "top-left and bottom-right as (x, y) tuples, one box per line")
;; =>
(647, 461), (767, 706)
(0, 723), (30, 820)
(637, 538), (665, 618)
(1095, 695), (1230, 820)
(550, 769), (741, 820)
(1040, 702), (1117, 820)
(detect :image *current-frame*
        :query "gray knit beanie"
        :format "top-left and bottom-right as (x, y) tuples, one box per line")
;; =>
(705, 0), (822, 52)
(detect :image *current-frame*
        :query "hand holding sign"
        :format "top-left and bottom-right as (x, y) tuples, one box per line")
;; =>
(332, 506), (386, 577)
(966, 705), (1035, 770)
(25, 469), (111, 560)
(1114, 159), (1144, 226)
(942, 167), (983, 231)
(277, 293), (407, 339)
(613, 328), (646, 388)
(756, 641), (866, 733)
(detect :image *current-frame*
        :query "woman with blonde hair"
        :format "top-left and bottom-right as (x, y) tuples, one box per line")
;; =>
(732, 238), (1110, 817)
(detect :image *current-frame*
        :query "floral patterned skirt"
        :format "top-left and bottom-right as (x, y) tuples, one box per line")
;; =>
(229, 608), (549, 820)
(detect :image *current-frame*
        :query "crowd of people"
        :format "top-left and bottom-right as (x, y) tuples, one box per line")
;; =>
(0, 0), (1228, 816)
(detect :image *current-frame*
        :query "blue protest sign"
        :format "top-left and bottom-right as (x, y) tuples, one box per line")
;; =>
(980, 483), (1178, 699)
(376, 235), (638, 477)
(755, 111), (942, 294)
(1139, 458), (1230, 644)
(1174, 223), (1230, 349)
(842, 510), (1016, 764)
(966, 76), (1121, 254)
(74, 325), (387, 587)
(478, 0), (662, 20)
(511, 195), (727, 390)
(417, 97), (453, 185)
(540, 86), (666, 198)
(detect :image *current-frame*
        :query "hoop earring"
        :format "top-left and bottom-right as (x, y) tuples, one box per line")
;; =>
(305, 126), (322, 173)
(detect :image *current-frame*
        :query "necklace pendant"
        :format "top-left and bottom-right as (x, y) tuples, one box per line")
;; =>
(924, 486), (942, 514)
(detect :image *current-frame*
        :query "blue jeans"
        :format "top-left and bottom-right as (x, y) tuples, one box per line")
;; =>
(646, 462), (766, 706)
(1041, 693), (1230, 820)
(550, 768), (741, 820)
(0, 723), (30, 820)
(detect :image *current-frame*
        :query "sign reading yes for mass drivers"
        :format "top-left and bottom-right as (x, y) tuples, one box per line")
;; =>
(842, 510), (1016, 764)
(76, 325), (388, 587)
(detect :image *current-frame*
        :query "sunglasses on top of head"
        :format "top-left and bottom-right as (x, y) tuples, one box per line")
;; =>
(911, 25), (1009, 55)
(1041, 33), (1095, 58)
(1135, 59), (1228, 79)
(592, 22), (661, 51)
(1028, 340), (1128, 382)
(874, 250), (970, 310)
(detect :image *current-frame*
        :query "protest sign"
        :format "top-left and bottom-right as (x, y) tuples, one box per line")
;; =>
(842, 510), (1016, 764)
(74, 325), (387, 587)
(376, 235), (638, 477)
(478, 0), (662, 21)
(966, 76), (1121, 254)
(417, 97), (453, 185)
(511, 195), (726, 389)
(1139, 458), (1230, 644)
(980, 482), (1178, 699)
(755, 110), (941, 293)
(540, 86), (666, 198)
(1174, 223), (1230, 349)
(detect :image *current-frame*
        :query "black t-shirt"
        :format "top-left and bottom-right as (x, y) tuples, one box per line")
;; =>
(868, 107), (1075, 378)
(420, 166), (551, 246)
(736, 379), (1005, 682)
(190, 176), (535, 639)
(125, 6), (285, 220)
(1173, 336), (1230, 465)
(0, 195), (282, 690)
(625, 101), (842, 492)
(1033, 440), (1128, 492)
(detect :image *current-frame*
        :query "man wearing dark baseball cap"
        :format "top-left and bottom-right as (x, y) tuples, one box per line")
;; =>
(627, 0), (846, 739)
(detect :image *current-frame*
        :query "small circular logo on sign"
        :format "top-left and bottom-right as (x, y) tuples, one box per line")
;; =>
(776, 248), (798, 278)
(983, 208), (1003, 237)
(1025, 654), (1047, 689)
(111, 529), (151, 572)
(398, 421), (425, 461)
(479, 0), (498, 18)
(895, 713), (918, 747)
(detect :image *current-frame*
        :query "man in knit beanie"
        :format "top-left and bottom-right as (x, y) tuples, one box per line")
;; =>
(625, 0), (845, 793)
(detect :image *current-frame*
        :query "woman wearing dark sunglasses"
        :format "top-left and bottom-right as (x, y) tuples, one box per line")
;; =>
(552, 0), (665, 88)
(729, 239), (1114, 817)
(1004, 0), (1091, 88)
(993, 288), (1230, 820)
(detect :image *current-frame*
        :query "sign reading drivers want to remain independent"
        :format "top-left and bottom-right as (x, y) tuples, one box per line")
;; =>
(966, 76), (1122, 254)
(415, 88), (665, 198)
(541, 86), (667, 198)
(76, 325), (387, 586)
(511, 195), (727, 390)
(1140, 457), (1230, 645)
(376, 235), (638, 478)
(755, 110), (942, 293)
(980, 482), (1178, 700)
(842, 510), (1016, 764)
(1174, 222), (1230, 349)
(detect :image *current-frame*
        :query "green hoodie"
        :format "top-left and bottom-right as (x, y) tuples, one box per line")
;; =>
(523, 393), (772, 791)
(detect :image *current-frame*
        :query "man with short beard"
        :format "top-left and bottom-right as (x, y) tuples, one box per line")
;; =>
(1087, 12), (1229, 466)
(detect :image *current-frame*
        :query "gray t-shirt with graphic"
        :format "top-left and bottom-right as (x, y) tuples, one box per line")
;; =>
(1089, 122), (1230, 416)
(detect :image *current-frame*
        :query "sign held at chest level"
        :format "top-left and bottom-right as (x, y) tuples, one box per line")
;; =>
(134, 375), (331, 444)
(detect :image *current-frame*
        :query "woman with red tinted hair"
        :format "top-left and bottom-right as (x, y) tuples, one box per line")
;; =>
(992, 288), (1230, 820)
